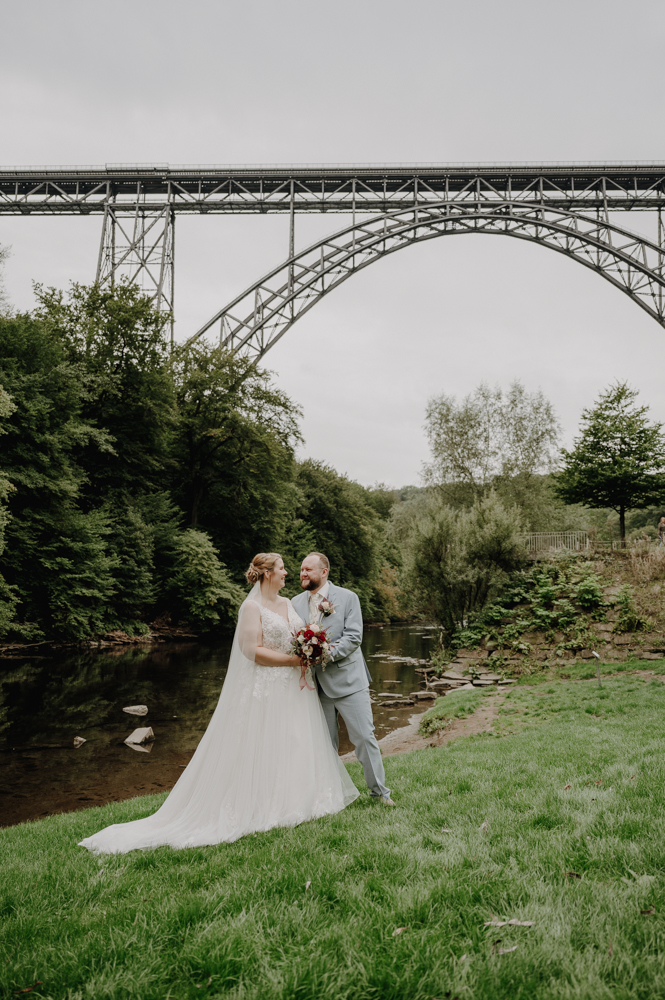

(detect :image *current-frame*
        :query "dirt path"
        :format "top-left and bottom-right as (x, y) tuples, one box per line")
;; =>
(341, 693), (505, 761)
(342, 668), (665, 765)
(630, 670), (665, 683)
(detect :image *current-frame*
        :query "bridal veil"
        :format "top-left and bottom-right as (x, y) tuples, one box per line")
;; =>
(78, 583), (358, 854)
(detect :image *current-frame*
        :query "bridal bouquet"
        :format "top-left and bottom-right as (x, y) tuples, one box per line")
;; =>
(291, 623), (332, 690)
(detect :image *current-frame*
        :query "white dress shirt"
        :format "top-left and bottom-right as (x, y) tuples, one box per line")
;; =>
(308, 580), (330, 624)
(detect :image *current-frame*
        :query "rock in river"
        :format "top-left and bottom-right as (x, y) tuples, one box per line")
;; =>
(124, 727), (155, 751)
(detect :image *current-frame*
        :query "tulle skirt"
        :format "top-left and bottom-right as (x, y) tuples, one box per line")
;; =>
(78, 652), (359, 854)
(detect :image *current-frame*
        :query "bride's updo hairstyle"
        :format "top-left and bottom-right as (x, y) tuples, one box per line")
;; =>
(245, 552), (282, 585)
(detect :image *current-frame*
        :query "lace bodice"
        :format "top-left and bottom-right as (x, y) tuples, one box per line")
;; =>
(258, 602), (304, 655)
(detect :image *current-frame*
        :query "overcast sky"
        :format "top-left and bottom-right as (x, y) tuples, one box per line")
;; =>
(2, 0), (665, 487)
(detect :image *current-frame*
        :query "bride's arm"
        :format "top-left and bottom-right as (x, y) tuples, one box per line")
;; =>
(237, 601), (300, 668)
(255, 647), (301, 667)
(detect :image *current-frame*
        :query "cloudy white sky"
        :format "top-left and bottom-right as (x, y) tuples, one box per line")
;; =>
(2, 0), (665, 487)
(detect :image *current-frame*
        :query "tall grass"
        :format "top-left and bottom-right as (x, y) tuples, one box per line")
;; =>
(3, 671), (665, 999)
(627, 545), (665, 586)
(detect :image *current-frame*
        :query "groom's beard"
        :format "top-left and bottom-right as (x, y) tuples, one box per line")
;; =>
(303, 579), (322, 591)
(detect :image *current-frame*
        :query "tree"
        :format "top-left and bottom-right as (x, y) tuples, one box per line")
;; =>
(165, 529), (245, 631)
(282, 460), (385, 616)
(554, 382), (665, 544)
(0, 244), (10, 315)
(424, 381), (561, 505)
(34, 281), (175, 500)
(0, 313), (117, 639)
(0, 294), (309, 639)
(0, 383), (16, 546)
(0, 382), (19, 636)
(170, 340), (301, 573)
(492, 472), (588, 534)
(400, 491), (526, 636)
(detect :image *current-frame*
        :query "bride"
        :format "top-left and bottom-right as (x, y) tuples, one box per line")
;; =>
(78, 552), (359, 854)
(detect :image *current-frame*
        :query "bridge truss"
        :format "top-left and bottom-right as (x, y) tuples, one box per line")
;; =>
(2, 162), (665, 356)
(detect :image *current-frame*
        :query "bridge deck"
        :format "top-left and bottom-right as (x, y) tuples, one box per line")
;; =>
(1, 163), (664, 214)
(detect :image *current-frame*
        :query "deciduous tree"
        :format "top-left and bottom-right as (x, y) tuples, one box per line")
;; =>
(170, 340), (301, 574)
(0, 313), (117, 638)
(34, 281), (175, 500)
(424, 380), (560, 506)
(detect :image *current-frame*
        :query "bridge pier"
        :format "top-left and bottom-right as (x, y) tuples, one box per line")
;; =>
(96, 196), (175, 345)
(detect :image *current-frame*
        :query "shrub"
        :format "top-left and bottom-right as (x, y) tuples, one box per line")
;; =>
(613, 585), (649, 633)
(572, 572), (605, 609)
(439, 559), (609, 656)
(403, 491), (526, 636)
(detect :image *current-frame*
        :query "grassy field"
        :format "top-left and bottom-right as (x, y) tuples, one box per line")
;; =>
(3, 665), (665, 999)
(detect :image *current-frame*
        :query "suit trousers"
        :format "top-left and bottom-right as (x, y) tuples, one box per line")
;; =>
(318, 687), (390, 799)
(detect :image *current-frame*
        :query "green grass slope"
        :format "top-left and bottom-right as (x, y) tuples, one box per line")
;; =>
(3, 672), (665, 1000)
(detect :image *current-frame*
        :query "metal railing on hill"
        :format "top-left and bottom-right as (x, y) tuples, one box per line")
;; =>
(591, 538), (657, 550)
(521, 531), (589, 553)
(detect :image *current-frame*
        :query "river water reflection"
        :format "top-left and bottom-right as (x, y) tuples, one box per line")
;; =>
(0, 623), (436, 827)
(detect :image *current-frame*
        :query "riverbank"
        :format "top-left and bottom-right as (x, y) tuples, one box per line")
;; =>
(3, 671), (665, 999)
(0, 624), (200, 659)
(0, 618), (425, 660)
(343, 692), (504, 761)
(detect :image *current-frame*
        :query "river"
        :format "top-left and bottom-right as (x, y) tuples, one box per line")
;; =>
(0, 623), (437, 827)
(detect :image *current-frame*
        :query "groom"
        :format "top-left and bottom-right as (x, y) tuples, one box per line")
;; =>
(292, 552), (395, 806)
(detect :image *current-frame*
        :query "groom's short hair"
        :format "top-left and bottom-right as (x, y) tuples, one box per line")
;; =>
(307, 551), (330, 572)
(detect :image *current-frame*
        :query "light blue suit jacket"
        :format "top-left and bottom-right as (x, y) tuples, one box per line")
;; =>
(291, 582), (372, 699)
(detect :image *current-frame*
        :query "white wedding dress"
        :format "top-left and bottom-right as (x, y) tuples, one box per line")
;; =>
(78, 591), (358, 854)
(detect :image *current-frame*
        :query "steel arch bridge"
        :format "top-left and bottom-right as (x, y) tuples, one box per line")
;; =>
(189, 201), (665, 360)
(2, 161), (665, 355)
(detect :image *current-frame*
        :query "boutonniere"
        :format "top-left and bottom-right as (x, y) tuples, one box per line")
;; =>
(317, 597), (336, 618)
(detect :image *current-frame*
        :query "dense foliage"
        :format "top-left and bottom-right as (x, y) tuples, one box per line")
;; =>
(279, 461), (401, 618)
(447, 559), (606, 651)
(393, 491), (526, 636)
(388, 379), (665, 637)
(0, 283), (396, 643)
(2, 279), (663, 646)
(424, 380), (565, 519)
(423, 380), (587, 534)
(389, 380), (582, 632)
(428, 555), (655, 665)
